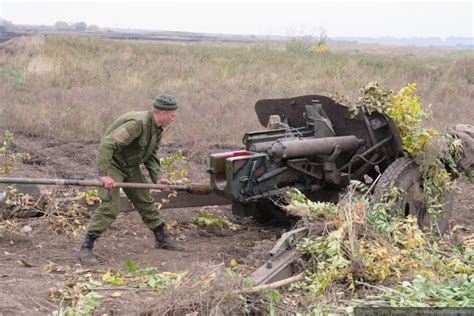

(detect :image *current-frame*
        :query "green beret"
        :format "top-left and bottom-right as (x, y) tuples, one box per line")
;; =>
(153, 94), (178, 111)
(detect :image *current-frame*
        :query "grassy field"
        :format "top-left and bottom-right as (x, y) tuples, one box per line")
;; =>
(0, 34), (473, 314)
(0, 35), (472, 152)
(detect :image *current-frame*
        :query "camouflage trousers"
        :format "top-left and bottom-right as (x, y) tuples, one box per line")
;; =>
(87, 164), (163, 237)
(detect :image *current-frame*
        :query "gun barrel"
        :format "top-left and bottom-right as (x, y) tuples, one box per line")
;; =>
(267, 136), (363, 160)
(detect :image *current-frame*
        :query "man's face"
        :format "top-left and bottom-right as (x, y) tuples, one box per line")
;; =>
(154, 110), (177, 127)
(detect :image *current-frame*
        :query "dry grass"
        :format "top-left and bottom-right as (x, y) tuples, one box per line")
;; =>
(0, 35), (472, 152)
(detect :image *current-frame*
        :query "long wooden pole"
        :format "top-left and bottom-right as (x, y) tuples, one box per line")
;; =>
(0, 177), (212, 194)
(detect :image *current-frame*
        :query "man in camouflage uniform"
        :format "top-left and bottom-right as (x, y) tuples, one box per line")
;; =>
(79, 95), (185, 265)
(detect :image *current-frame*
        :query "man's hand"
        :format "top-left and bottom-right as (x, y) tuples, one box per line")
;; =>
(101, 176), (116, 189)
(157, 177), (171, 192)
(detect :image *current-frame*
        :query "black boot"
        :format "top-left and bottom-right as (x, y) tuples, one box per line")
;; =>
(153, 224), (185, 251)
(78, 235), (99, 265)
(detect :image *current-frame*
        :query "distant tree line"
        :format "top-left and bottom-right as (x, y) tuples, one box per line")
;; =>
(0, 19), (14, 33)
(54, 21), (99, 32)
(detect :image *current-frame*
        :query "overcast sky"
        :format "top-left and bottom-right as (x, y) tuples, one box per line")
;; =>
(1, 1), (473, 38)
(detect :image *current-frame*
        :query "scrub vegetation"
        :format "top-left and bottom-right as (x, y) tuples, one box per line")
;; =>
(0, 35), (472, 155)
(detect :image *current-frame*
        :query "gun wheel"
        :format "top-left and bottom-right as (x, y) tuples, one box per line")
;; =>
(373, 157), (452, 235)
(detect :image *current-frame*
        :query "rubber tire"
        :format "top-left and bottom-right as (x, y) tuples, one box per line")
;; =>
(373, 157), (451, 235)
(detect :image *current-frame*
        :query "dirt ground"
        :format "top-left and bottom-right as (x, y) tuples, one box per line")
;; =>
(0, 131), (473, 315)
(0, 131), (282, 315)
(0, 207), (282, 314)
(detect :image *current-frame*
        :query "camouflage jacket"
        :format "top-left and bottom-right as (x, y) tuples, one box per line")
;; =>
(97, 111), (163, 183)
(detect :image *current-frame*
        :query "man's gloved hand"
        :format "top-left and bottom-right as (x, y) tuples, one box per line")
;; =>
(157, 177), (171, 192)
(100, 176), (116, 189)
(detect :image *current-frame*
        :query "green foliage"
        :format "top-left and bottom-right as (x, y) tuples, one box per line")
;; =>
(350, 180), (370, 194)
(84, 190), (99, 205)
(417, 133), (463, 221)
(0, 130), (30, 175)
(285, 180), (474, 310)
(366, 187), (405, 236)
(285, 189), (337, 218)
(102, 270), (126, 285)
(286, 38), (313, 54)
(52, 291), (102, 316)
(287, 189), (308, 203)
(422, 167), (452, 221)
(352, 82), (463, 224)
(294, 227), (350, 295)
(135, 269), (187, 292)
(350, 82), (436, 156)
(287, 29), (329, 55)
(160, 151), (190, 183)
(446, 135), (464, 174)
(297, 228), (344, 259)
(101, 261), (188, 293)
(104, 262), (186, 293)
(387, 83), (435, 156)
(125, 258), (138, 273)
(265, 289), (281, 316)
(287, 38), (331, 55)
(49, 276), (102, 316)
(351, 81), (393, 115)
(50, 260), (188, 314)
(463, 170), (474, 184)
(383, 274), (474, 307)
(193, 210), (241, 231)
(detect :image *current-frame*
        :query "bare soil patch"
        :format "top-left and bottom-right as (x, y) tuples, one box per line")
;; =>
(0, 206), (282, 314)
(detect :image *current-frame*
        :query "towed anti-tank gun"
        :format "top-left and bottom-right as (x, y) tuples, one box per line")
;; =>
(1, 94), (470, 287)
(209, 95), (403, 223)
(208, 94), (461, 285)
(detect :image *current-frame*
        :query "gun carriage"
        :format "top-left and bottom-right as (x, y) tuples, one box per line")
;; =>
(209, 95), (403, 224)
